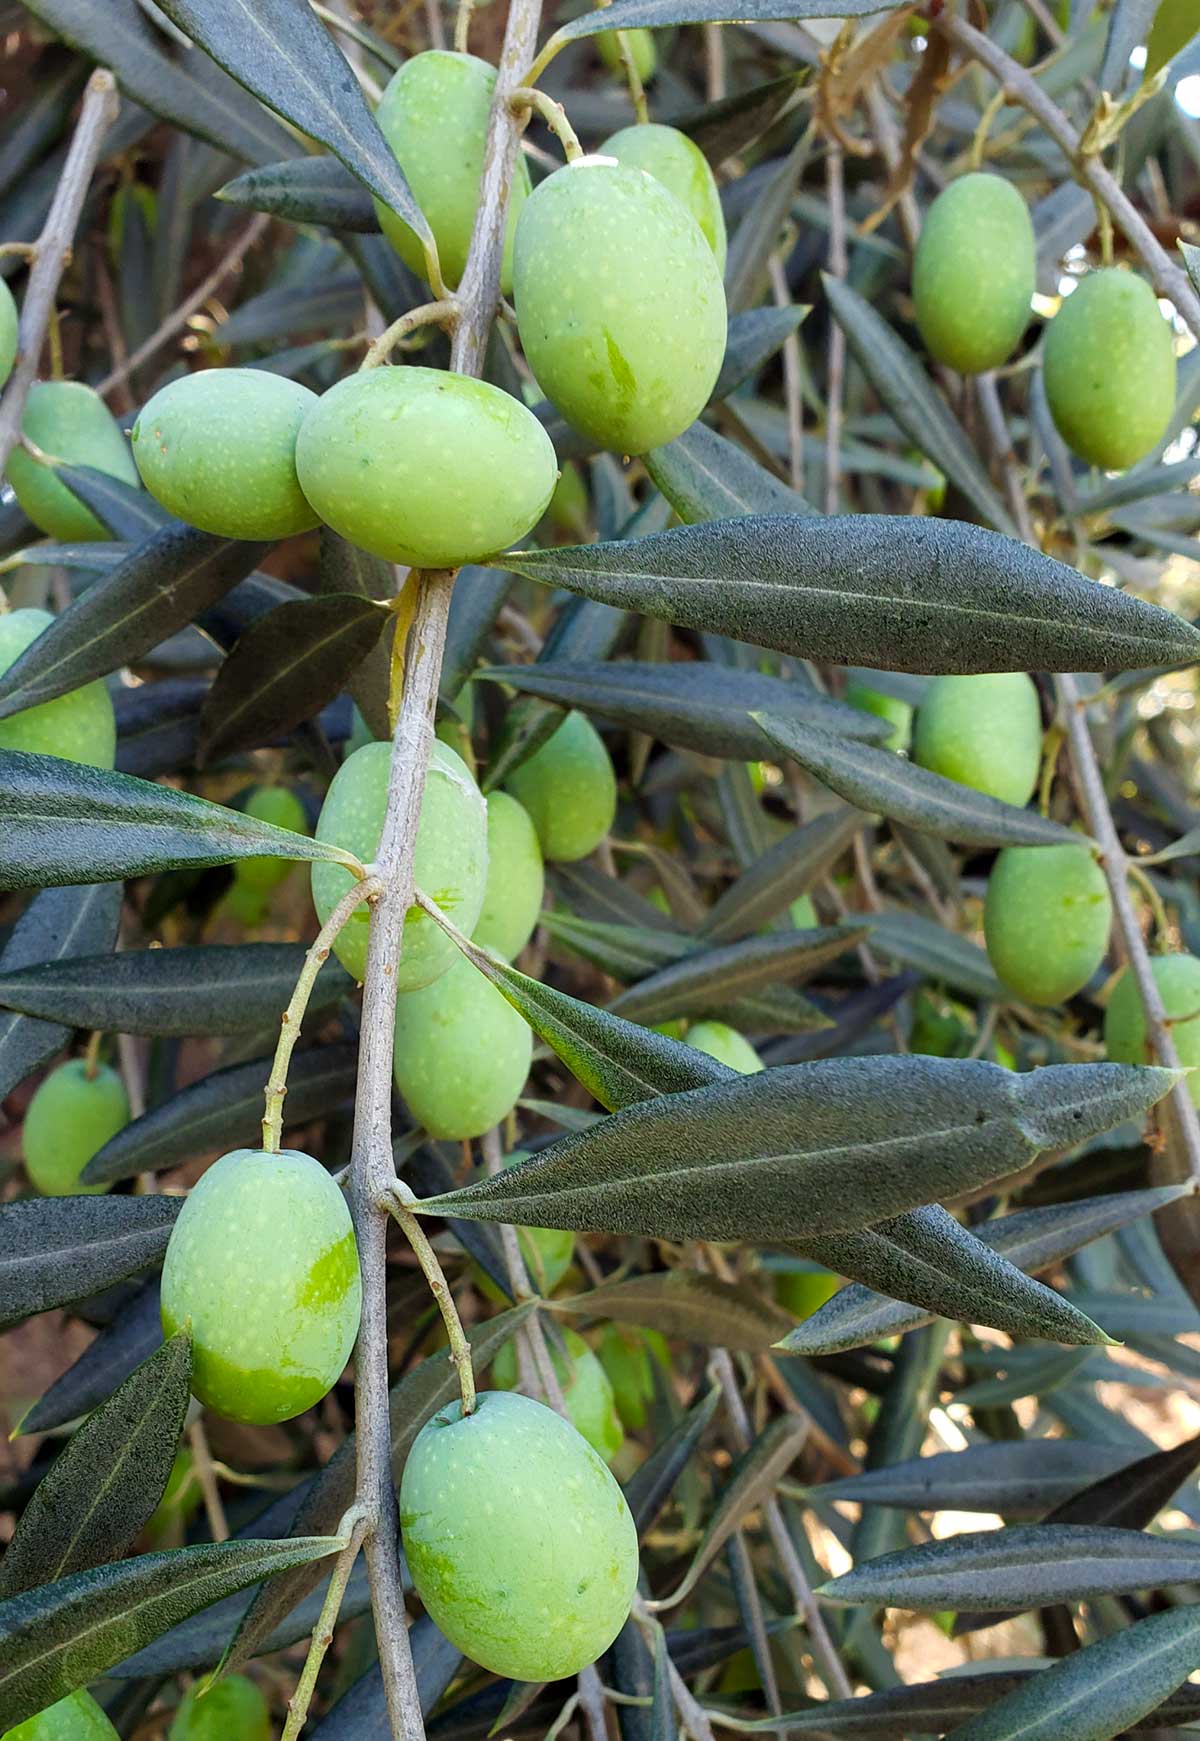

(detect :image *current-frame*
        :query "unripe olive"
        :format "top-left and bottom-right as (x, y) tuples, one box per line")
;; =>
(599, 1323), (667, 1431)
(373, 51), (531, 293)
(295, 367), (557, 568)
(312, 739), (487, 989)
(911, 987), (974, 1058)
(1043, 268), (1176, 470)
(233, 785), (311, 896)
(0, 278), (17, 390)
(3, 1690), (119, 1740)
(913, 673), (1042, 808)
(6, 381), (139, 541)
(392, 952), (532, 1140)
(790, 894), (817, 929)
(775, 1266), (841, 1321)
(1104, 953), (1200, 1104)
(544, 460), (590, 538)
(983, 844), (1112, 1006)
(141, 1447), (202, 1550)
(0, 607), (116, 768)
(844, 680), (912, 754)
(686, 1020), (762, 1074)
(473, 790), (544, 960)
(601, 123), (726, 269)
(597, 26), (658, 82)
(494, 1324), (624, 1461)
(400, 1389), (639, 1680)
(504, 710), (616, 863)
(160, 1147), (361, 1424)
(131, 369), (318, 541)
(167, 1674), (271, 1741)
(912, 172), (1034, 374)
(22, 1060), (128, 1197)
(514, 159), (727, 454)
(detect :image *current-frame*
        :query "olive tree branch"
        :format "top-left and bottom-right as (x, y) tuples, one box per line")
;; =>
(0, 68), (119, 473)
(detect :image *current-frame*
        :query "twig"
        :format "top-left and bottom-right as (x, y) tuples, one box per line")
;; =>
(823, 143), (847, 516)
(479, 1125), (544, 1397)
(509, 87), (584, 161)
(385, 1185), (477, 1415)
(0, 69), (119, 473)
(767, 255), (803, 495)
(187, 1418), (229, 1544)
(361, 299), (460, 370)
(632, 1595), (717, 1741)
(282, 1508), (370, 1741)
(976, 372), (1034, 542)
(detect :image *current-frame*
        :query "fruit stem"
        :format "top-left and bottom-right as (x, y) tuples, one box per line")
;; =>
(1128, 862), (1171, 951)
(385, 1185), (477, 1416)
(360, 299), (461, 371)
(592, 0), (649, 127)
(509, 88), (584, 163)
(82, 1028), (103, 1080)
(454, 0), (474, 53)
(281, 1505), (372, 1741)
(262, 877), (381, 1153)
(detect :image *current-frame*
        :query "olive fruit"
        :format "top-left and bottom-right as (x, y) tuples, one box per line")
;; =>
(504, 710), (616, 863)
(312, 739), (487, 989)
(1043, 268), (1176, 470)
(22, 1060), (128, 1197)
(775, 1265), (841, 1321)
(473, 790), (544, 960)
(234, 785), (310, 897)
(912, 172), (1034, 373)
(790, 893), (818, 928)
(400, 1389), (639, 1680)
(1105, 953), (1200, 1104)
(514, 158), (727, 454)
(0, 278), (17, 390)
(844, 680), (912, 754)
(167, 1675), (271, 1741)
(392, 953), (532, 1140)
(295, 367), (557, 568)
(0, 608), (116, 768)
(913, 673), (1042, 808)
(132, 369), (318, 540)
(544, 459), (590, 537)
(142, 1448), (202, 1550)
(599, 1324), (668, 1430)
(983, 844), (1111, 1006)
(160, 1147), (362, 1424)
(4, 1691), (119, 1740)
(374, 51), (531, 292)
(687, 1020), (762, 1074)
(597, 26), (657, 82)
(6, 381), (138, 541)
(493, 1325), (624, 1461)
(601, 123), (726, 269)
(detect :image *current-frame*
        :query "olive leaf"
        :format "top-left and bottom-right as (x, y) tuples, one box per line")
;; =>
(218, 155), (380, 231)
(0, 881), (122, 1099)
(810, 1441), (1140, 1519)
(19, 1284), (165, 1437)
(607, 927), (862, 1027)
(646, 419), (817, 523)
(699, 809), (867, 942)
(0, 1197), (180, 1331)
(551, 1271), (793, 1351)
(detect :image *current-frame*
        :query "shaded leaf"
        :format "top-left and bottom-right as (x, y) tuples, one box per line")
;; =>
(19, 1283), (164, 1437)
(0, 882), (122, 1099)
(218, 154), (379, 230)
(672, 72), (807, 168)
(318, 528), (395, 740)
(700, 809), (867, 942)
(557, 0), (909, 42)
(553, 1272), (793, 1351)
(811, 1441), (1140, 1519)
(624, 1386), (722, 1537)
(542, 911), (691, 982)
(607, 927), (860, 1026)
(646, 420), (817, 524)
(57, 465), (171, 540)
(0, 1198), (179, 1332)
(867, 909), (1005, 1001)
(714, 305), (811, 402)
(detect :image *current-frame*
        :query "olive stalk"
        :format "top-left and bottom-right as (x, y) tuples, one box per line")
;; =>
(509, 88), (584, 162)
(361, 298), (460, 370)
(281, 1506), (371, 1741)
(385, 1184), (477, 1415)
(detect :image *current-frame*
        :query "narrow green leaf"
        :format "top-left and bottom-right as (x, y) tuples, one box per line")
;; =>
(646, 421), (817, 524)
(57, 465), (171, 540)
(700, 810), (867, 942)
(556, 0), (907, 42)
(0, 1330), (192, 1598)
(624, 1386), (722, 1537)
(714, 305), (810, 401)
(19, 1283), (163, 1438)
(1146, 0), (1200, 78)
(318, 528), (394, 740)
(867, 909), (1006, 1001)
(543, 911), (692, 981)
(552, 1272), (793, 1351)
(0, 1198), (179, 1331)
(0, 882), (122, 1099)
(811, 1441), (1138, 1519)
(218, 155), (379, 231)
(672, 72), (808, 169)
(607, 927), (859, 1026)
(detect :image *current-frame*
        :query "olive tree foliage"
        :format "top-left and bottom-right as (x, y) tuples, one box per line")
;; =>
(1, 0), (1200, 1735)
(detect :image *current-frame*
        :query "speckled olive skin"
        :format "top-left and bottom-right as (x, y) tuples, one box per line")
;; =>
(400, 1390), (639, 1680)
(472, 791), (544, 960)
(312, 739), (487, 988)
(845, 681), (912, 754)
(295, 367), (557, 568)
(0, 278), (17, 390)
(1105, 953), (1200, 1104)
(4, 1690), (120, 1740)
(514, 159), (727, 455)
(912, 173), (1034, 374)
(167, 1674), (271, 1741)
(132, 369), (318, 540)
(504, 710), (617, 863)
(984, 844), (1112, 1006)
(0, 608), (116, 768)
(601, 123), (726, 269)
(393, 952), (532, 1140)
(6, 381), (139, 541)
(597, 26), (657, 82)
(495, 1326), (624, 1461)
(686, 1020), (762, 1074)
(913, 673), (1042, 808)
(1043, 268), (1176, 470)
(373, 52), (531, 292)
(23, 1060), (128, 1197)
(160, 1147), (361, 1425)
(234, 784), (310, 896)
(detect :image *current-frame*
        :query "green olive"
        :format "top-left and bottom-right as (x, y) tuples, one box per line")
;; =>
(774, 1266), (841, 1321)
(3, 1690), (119, 1740)
(494, 1324), (624, 1461)
(597, 26), (658, 82)
(790, 894), (817, 929)
(598, 1322), (659, 1430)
(131, 368), (318, 540)
(912, 673), (1042, 808)
(983, 844), (1112, 1006)
(22, 1059), (128, 1197)
(601, 123), (726, 269)
(544, 460), (590, 537)
(373, 51), (531, 293)
(167, 1675), (271, 1741)
(844, 680), (912, 754)
(0, 278), (17, 391)
(514, 159), (727, 454)
(504, 710), (617, 863)
(392, 952), (533, 1140)
(6, 381), (139, 541)
(1105, 953), (1200, 1104)
(400, 1389), (639, 1680)
(0, 607), (116, 768)
(233, 784), (310, 896)
(312, 739), (487, 990)
(1043, 268), (1176, 470)
(295, 367), (557, 568)
(686, 1020), (762, 1074)
(472, 790), (544, 960)
(160, 1147), (362, 1425)
(912, 172), (1034, 373)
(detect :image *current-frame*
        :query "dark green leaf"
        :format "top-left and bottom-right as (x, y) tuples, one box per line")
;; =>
(671, 72), (807, 168)
(318, 528), (394, 740)
(713, 305), (811, 402)
(646, 421), (817, 524)
(543, 911), (691, 981)
(867, 909), (1006, 1001)
(955, 1346), (1098, 1407)
(413, 1059), (1177, 1243)
(218, 154), (379, 230)
(700, 809), (867, 942)
(495, 515), (1200, 675)
(757, 713), (1087, 849)
(0, 1330), (192, 1598)
(0, 751), (359, 890)
(57, 465), (171, 540)
(557, 0), (908, 41)
(725, 136), (812, 316)
(552, 1272), (793, 1350)
(0, 944), (351, 1038)
(607, 927), (859, 1026)
(19, 1283), (164, 1437)
(624, 1386), (721, 1537)
(0, 1534), (338, 1731)
(811, 1441), (1139, 1519)
(0, 882), (122, 1099)
(0, 1198), (179, 1332)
